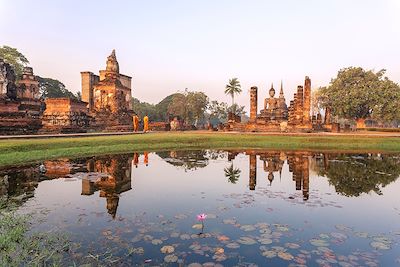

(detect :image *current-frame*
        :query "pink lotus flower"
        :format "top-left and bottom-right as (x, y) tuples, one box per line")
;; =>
(197, 213), (207, 221)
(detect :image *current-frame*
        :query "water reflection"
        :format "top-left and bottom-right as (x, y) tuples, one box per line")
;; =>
(81, 155), (132, 218)
(1, 150), (400, 212)
(1, 150), (400, 265)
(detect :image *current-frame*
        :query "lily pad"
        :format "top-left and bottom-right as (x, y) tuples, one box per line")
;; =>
(258, 238), (273, 245)
(164, 254), (178, 263)
(217, 235), (230, 242)
(151, 239), (163, 245)
(226, 242), (240, 249)
(223, 219), (237, 225)
(354, 231), (369, 238)
(160, 245), (175, 254)
(215, 247), (225, 254)
(170, 232), (180, 238)
(331, 232), (348, 240)
(370, 241), (391, 250)
(240, 225), (256, 231)
(262, 250), (277, 258)
(278, 251), (294, 261)
(212, 253), (227, 262)
(285, 242), (300, 249)
(335, 224), (352, 232)
(309, 239), (329, 247)
(192, 224), (203, 230)
(237, 236), (257, 245)
(276, 225), (290, 232)
(180, 234), (191, 240)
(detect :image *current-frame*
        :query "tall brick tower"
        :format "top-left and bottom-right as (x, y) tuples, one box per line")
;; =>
(250, 86), (258, 122)
(303, 76), (311, 123)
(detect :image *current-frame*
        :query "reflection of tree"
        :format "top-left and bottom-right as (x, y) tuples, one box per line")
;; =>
(317, 154), (400, 197)
(156, 150), (209, 171)
(224, 164), (241, 184)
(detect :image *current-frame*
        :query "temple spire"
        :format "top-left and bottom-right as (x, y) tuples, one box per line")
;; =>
(111, 49), (116, 59)
(280, 80), (284, 97)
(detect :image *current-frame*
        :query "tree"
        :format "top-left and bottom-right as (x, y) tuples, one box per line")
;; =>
(224, 78), (242, 106)
(37, 76), (77, 99)
(132, 97), (158, 120)
(208, 100), (229, 123)
(0, 45), (29, 79)
(224, 163), (241, 184)
(320, 67), (400, 126)
(155, 93), (183, 121)
(75, 91), (82, 101)
(167, 89), (209, 125)
(317, 153), (400, 197)
(227, 103), (246, 117)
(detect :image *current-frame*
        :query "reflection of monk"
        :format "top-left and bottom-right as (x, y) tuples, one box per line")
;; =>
(133, 153), (139, 168)
(144, 151), (149, 166)
(143, 115), (149, 132)
(133, 115), (139, 132)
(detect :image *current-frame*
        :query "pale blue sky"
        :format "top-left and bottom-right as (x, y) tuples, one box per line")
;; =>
(1, 0), (399, 111)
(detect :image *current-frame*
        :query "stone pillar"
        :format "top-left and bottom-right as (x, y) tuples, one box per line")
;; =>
(81, 72), (98, 111)
(302, 155), (309, 200)
(303, 76), (311, 123)
(249, 154), (257, 190)
(250, 86), (258, 123)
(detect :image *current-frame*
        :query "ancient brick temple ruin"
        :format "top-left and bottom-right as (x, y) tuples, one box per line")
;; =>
(41, 98), (91, 133)
(0, 50), (134, 134)
(81, 50), (133, 131)
(0, 60), (42, 134)
(230, 76), (331, 132)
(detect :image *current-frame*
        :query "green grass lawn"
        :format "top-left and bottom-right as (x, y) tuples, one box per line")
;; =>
(1, 132), (400, 167)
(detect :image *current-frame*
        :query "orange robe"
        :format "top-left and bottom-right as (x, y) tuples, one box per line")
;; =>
(133, 115), (139, 132)
(143, 116), (149, 132)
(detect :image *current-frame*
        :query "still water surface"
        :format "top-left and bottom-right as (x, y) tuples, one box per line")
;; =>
(1, 150), (400, 266)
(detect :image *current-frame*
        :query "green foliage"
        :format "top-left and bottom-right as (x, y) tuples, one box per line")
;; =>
(208, 101), (246, 125)
(208, 100), (229, 123)
(154, 93), (182, 121)
(167, 89), (209, 125)
(36, 76), (77, 99)
(0, 45), (29, 79)
(224, 163), (241, 184)
(228, 103), (246, 116)
(224, 78), (242, 106)
(318, 154), (400, 197)
(320, 67), (400, 122)
(132, 97), (157, 120)
(0, 210), (69, 266)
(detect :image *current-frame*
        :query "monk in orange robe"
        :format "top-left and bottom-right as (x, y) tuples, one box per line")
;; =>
(143, 115), (149, 132)
(133, 115), (139, 132)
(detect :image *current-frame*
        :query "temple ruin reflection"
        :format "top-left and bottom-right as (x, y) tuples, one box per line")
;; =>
(1, 150), (400, 214)
(81, 155), (132, 218)
(245, 151), (311, 200)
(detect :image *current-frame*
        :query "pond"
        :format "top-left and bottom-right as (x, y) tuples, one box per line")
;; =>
(1, 150), (400, 266)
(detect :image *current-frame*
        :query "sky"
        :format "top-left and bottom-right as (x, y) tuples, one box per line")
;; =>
(1, 0), (400, 111)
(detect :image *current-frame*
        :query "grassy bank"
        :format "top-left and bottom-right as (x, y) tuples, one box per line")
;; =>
(1, 132), (400, 167)
(0, 204), (69, 266)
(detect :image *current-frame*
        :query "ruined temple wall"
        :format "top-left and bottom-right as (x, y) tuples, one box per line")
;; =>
(81, 72), (99, 110)
(119, 74), (132, 89)
(42, 98), (90, 130)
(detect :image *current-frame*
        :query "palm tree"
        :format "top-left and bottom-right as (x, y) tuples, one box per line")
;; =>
(224, 78), (242, 106)
(224, 163), (241, 184)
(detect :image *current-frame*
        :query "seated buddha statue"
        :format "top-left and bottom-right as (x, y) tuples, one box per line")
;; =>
(260, 83), (288, 122)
